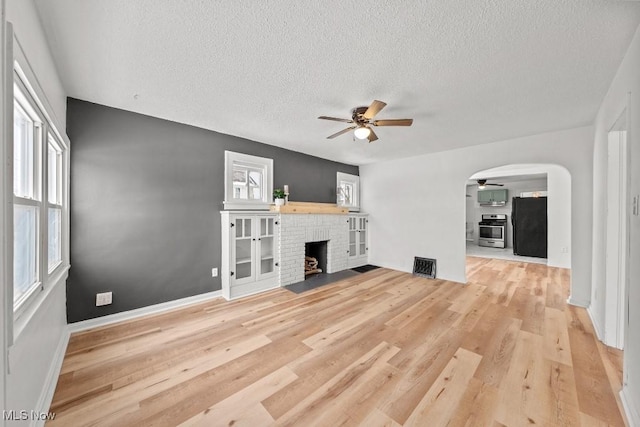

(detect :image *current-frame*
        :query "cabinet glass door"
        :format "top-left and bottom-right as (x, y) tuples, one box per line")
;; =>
(258, 217), (275, 277)
(359, 217), (367, 256)
(349, 217), (357, 258)
(235, 218), (253, 280)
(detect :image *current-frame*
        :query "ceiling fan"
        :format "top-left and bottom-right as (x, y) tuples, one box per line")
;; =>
(476, 179), (504, 189)
(318, 100), (413, 143)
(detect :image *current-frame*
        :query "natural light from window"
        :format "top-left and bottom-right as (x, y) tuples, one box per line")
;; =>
(13, 76), (68, 314)
(224, 151), (273, 210)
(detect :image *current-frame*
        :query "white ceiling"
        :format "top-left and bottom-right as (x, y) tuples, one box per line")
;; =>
(34, 1), (640, 166)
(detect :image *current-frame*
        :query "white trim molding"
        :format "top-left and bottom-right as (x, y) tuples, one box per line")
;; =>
(68, 290), (223, 333)
(566, 295), (589, 308)
(13, 266), (68, 341)
(586, 304), (605, 342)
(621, 386), (640, 427)
(336, 171), (360, 212)
(223, 151), (273, 211)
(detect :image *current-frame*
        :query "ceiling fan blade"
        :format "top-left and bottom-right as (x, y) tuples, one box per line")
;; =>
(373, 119), (413, 126)
(318, 116), (353, 123)
(487, 183), (504, 186)
(367, 129), (379, 143)
(363, 100), (387, 119)
(327, 126), (356, 139)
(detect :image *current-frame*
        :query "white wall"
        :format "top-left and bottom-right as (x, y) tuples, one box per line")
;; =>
(360, 125), (593, 305)
(593, 23), (640, 425)
(5, 0), (68, 423)
(6, 0), (65, 129)
(6, 284), (67, 424)
(546, 167), (572, 269)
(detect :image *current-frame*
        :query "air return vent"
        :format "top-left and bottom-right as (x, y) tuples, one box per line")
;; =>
(413, 257), (436, 279)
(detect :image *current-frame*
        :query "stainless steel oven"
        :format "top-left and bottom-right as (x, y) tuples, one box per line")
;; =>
(478, 214), (507, 248)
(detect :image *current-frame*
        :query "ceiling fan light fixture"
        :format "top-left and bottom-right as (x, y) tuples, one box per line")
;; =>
(319, 100), (413, 141)
(354, 126), (371, 139)
(478, 184), (486, 190)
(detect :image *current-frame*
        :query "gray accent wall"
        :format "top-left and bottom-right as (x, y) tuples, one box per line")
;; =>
(66, 98), (358, 322)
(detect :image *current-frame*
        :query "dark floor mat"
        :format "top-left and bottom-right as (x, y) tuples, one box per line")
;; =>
(285, 270), (360, 294)
(351, 264), (381, 274)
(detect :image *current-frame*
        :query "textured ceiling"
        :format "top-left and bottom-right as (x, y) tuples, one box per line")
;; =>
(34, 0), (640, 165)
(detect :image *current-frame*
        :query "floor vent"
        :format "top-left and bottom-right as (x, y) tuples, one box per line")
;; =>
(413, 257), (436, 279)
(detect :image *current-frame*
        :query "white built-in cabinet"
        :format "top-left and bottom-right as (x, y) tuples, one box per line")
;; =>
(221, 212), (279, 300)
(347, 214), (368, 268)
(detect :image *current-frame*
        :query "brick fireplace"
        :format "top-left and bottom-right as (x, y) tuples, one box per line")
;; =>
(278, 214), (349, 286)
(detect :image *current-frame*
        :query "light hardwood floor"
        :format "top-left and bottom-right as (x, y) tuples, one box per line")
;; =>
(48, 257), (626, 426)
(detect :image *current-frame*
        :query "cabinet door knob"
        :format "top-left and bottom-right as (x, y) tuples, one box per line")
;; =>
(275, 262), (279, 267)
(230, 271), (234, 276)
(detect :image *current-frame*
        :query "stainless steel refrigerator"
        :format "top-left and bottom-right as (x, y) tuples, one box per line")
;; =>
(511, 197), (547, 258)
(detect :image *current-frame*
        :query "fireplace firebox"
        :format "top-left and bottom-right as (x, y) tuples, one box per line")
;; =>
(305, 241), (328, 278)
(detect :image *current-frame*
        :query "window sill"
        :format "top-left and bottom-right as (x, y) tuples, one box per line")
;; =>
(12, 264), (70, 343)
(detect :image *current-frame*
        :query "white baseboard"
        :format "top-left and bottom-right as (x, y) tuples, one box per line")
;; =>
(567, 295), (590, 308)
(586, 305), (605, 342)
(68, 290), (223, 333)
(621, 386), (640, 427)
(32, 327), (70, 427)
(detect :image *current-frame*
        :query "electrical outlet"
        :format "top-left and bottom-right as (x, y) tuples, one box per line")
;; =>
(96, 292), (112, 306)
(561, 247), (569, 254)
(212, 268), (218, 277)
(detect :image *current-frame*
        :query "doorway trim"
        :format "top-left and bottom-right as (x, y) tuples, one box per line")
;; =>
(604, 105), (630, 349)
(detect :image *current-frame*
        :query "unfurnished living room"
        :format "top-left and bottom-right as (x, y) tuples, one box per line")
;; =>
(2, 1), (640, 426)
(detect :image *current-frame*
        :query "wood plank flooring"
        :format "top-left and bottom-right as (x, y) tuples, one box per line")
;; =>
(48, 257), (626, 426)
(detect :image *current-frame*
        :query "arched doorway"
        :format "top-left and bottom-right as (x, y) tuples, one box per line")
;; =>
(464, 164), (572, 270)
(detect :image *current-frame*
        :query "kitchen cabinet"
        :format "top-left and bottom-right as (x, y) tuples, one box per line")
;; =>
(221, 212), (279, 300)
(348, 214), (368, 268)
(477, 189), (508, 205)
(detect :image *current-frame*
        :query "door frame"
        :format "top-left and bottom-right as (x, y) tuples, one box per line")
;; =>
(604, 105), (630, 349)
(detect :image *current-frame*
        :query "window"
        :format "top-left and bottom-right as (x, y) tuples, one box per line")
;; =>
(224, 151), (273, 210)
(337, 172), (360, 211)
(12, 75), (68, 315)
(47, 134), (63, 271)
(13, 84), (42, 309)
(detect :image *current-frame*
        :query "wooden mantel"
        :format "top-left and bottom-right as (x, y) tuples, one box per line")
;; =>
(269, 201), (348, 215)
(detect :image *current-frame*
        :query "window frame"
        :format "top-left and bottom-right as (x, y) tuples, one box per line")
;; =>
(47, 133), (64, 272)
(12, 79), (44, 314)
(336, 172), (360, 212)
(12, 70), (69, 321)
(224, 151), (273, 210)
